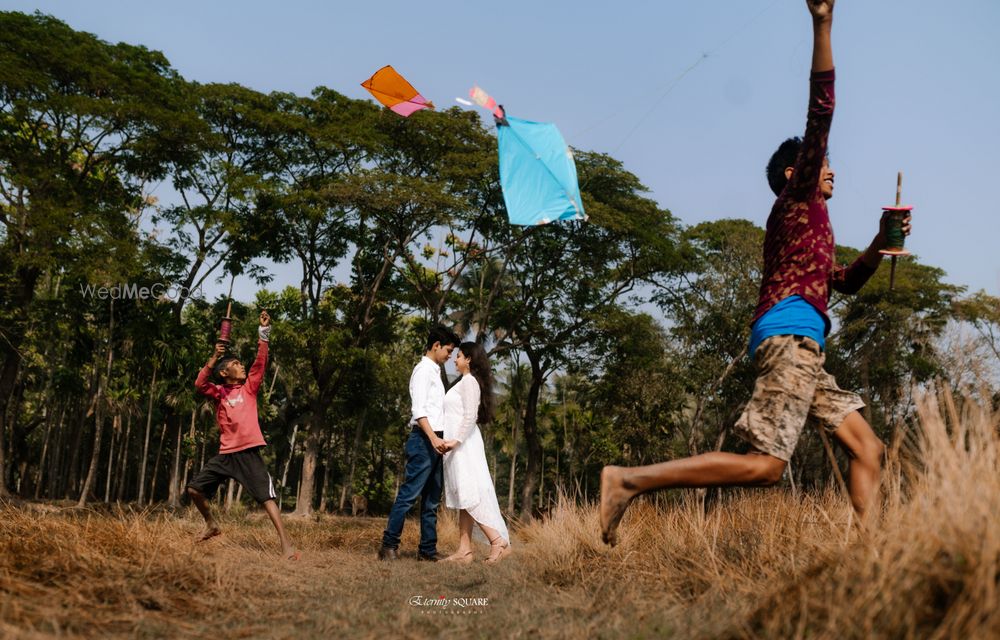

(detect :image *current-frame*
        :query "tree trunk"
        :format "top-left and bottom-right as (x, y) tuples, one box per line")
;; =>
(199, 411), (208, 469)
(0, 265), (41, 497)
(138, 362), (158, 504)
(78, 299), (115, 508)
(34, 403), (60, 500)
(518, 361), (545, 519)
(116, 413), (132, 502)
(507, 425), (518, 514)
(293, 419), (320, 516)
(339, 409), (367, 512)
(104, 414), (120, 503)
(0, 356), (18, 497)
(181, 408), (197, 493)
(538, 450), (545, 507)
(225, 478), (235, 513)
(319, 434), (337, 513)
(50, 399), (73, 498)
(280, 424), (298, 509)
(149, 417), (169, 504)
(7, 372), (28, 493)
(168, 413), (185, 508)
(65, 402), (88, 499)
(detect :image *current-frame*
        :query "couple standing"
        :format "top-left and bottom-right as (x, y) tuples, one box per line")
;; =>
(378, 326), (511, 564)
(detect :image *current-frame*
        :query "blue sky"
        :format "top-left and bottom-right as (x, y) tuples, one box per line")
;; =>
(7, 0), (1000, 302)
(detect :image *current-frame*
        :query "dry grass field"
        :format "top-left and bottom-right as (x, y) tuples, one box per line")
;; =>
(2, 391), (998, 639)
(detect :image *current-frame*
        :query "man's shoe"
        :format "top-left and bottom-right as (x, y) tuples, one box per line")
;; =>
(417, 552), (438, 562)
(378, 546), (398, 561)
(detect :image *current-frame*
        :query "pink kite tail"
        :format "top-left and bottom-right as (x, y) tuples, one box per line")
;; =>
(469, 85), (504, 119)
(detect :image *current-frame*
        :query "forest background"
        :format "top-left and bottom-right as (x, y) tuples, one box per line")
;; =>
(1, 9), (998, 523)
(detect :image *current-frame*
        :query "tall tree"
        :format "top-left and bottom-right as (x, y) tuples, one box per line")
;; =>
(0, 11), (189, 494)
(154, 82), (274, 322)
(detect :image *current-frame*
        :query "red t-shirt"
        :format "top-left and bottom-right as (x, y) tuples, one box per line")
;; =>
(195, 340), (268, 454)
(753, 69), (876, 331)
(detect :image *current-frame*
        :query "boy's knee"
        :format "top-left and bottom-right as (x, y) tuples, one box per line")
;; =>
(862, 438), (885, 466)
(186, 486), (202, 499)
(754, 457), (786, 486)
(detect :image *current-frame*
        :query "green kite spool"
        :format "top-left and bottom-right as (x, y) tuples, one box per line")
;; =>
(879, 205), (911, 257)
(881, 171), (912, 290)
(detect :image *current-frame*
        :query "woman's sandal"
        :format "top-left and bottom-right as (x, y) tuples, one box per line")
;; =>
(485, 536), (511, 564)
(442, 550), (474, 564)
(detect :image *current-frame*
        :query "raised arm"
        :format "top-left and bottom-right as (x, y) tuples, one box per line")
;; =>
(245, 310), (271, 396)
(786, 0), (836, 198)
(807, 0), (834, 72)
(195, 342), (225, 400)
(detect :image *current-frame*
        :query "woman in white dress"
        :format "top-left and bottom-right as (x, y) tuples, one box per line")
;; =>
(440, 342), (511, 564)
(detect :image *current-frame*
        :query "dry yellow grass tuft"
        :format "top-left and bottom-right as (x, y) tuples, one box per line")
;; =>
(1, 391), (997, 638)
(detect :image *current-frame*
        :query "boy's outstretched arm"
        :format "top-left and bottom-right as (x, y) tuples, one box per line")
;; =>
(807, 0), (835, 72)
(195, 342), (225, 399)
(246, 310), (270, 396)
(786, 0), (836, 198)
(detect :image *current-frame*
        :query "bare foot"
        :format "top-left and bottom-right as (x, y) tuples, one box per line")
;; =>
(284, 548), (301, 561)
(599, 466), (635, 547)
(198, 525), (222, 542)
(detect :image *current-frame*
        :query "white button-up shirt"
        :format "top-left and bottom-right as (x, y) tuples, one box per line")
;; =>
(409, 356), (445, 431)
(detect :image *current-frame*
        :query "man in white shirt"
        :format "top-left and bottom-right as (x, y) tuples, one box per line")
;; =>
(379, 325), (460, 561)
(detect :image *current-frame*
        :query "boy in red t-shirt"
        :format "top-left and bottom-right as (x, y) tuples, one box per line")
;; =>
(186, 310), (298, 560)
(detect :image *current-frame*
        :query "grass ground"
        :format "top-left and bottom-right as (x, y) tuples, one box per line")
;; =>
(2, 392), (998, 639)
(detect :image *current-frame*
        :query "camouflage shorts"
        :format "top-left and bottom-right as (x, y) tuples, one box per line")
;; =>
(733, 335), (865, 462)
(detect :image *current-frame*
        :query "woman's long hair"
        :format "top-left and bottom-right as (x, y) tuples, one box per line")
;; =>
(459, 342), (494, 424)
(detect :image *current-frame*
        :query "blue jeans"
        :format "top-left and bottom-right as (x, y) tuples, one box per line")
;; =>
(381, 428), (444, 554)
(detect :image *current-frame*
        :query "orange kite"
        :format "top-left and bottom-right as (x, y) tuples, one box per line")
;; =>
(361, 65), (435, 117)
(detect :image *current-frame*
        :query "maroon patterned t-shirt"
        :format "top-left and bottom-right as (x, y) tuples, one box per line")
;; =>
(752, 69), (875, 331)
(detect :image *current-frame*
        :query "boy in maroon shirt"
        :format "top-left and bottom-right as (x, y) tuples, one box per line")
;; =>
(186, 310), (298, 560)
(600, 0), (911, 546)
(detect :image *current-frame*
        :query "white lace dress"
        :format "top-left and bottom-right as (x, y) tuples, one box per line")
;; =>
(442, 374), (510, 545)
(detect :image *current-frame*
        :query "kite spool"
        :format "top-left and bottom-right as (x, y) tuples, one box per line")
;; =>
(881, 171), (911, 290)
(218, 306), (234, 345)
(217, 275), (236, 346)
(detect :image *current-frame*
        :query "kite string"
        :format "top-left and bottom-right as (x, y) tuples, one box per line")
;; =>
(608, 53), (709, 157)
(571, 0), (781, 150)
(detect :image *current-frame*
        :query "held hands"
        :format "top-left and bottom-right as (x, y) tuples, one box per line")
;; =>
(434, 439), (459, 454)
(431, 436), (447, 454)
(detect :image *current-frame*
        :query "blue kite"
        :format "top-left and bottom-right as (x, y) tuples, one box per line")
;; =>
(497, 114), (586, 226)
(469, 86), (586, 226)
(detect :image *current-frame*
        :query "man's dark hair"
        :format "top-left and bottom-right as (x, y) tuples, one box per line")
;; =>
(425, 325), (460, 350)
(766, 137), (802, 196)
(214, 355), (239, 378)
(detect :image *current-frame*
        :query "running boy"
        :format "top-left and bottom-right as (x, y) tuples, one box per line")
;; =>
(600, 0), (911, 546)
